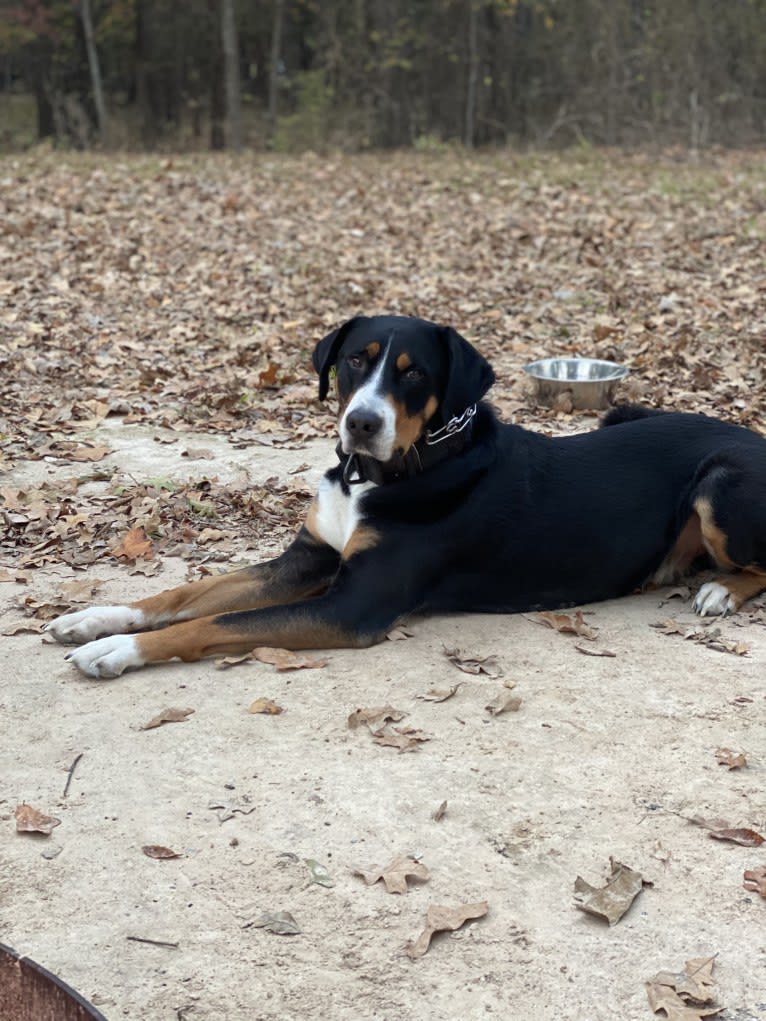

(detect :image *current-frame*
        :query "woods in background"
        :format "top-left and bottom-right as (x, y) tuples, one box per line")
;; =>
(2, 0), (766, 152)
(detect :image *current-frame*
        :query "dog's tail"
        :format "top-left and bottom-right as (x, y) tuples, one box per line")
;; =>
(601, 404), (667, 428)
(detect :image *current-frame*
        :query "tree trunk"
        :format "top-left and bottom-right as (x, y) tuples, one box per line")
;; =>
(464, 1), (479, 148)
(268, 0), (284, 135)
(79, 0), (108, 142)
(221, 0), (243, 150)
(208, 0), (225, 150)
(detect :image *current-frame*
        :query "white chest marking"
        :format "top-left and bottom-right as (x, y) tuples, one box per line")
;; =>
(314, 475), (376, 553)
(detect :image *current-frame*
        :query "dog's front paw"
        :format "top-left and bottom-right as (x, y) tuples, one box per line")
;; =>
(44, 606), (146, 645)
(64, 634), (145, 679)
(693, 581), (736, 618)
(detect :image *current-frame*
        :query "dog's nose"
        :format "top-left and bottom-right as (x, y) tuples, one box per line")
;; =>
(346, 408), (383, 438)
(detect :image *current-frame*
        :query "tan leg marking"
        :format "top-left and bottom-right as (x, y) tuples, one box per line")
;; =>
(134, 613), (372, 665)
(713, 568), (766, 610)
(695, 496), (736, 569)
(387, 394), (439, 454)
(653, 512), (704, 584)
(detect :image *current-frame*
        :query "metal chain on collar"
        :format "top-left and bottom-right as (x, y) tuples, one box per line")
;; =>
(424, 404), (477, 446)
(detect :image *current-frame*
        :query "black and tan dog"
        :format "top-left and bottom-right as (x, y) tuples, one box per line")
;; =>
(47, 314), (766, 678)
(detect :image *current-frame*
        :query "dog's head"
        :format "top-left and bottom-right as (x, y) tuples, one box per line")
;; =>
(312, 315), (495, 462)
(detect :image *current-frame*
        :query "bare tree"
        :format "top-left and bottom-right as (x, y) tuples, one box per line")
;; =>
(268, 0), (284, 134)
(222, 0), (243, 150)
(79, 0), (108, 141)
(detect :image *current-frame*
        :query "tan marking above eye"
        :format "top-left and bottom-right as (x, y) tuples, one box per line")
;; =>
(366, 341), (381, 359)
(396, 352), (412, 371)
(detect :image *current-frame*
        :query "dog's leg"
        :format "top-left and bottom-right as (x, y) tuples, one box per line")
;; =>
(691, 478), (766, 615)
(63, 527), (428, 678)
(45, 528), (340, 645)
(63, 558), (405, 678)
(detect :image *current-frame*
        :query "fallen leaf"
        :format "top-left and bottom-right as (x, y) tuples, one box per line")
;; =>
(386, 626), (415, 641)
(652, 619), (750, 655)
(647, 956), (720, 1020)
(181, 447), (215, 460)
(215, 653), (253, 669)
(304, 858), (334, 887)
(111, 525), (154, 561)
(485, 692), (522, 715)
(142, 845), (182, 859)
(141, 707), (195, 730)
(658, 585), (692, 605)
(351, 854), (429, 894)
(15, 803), (61, 835)
(3, 620), (46, 635)
(248, 910), (301, 935)
(573, 858), (648, 925)
(371, 724), (431, 752)
(743, 866), (766, 898)
(247, 698), (284, 715)
(407, 901), (489, 960)
(347, 705), (407, 730)
(533, 610), (598, 640)
(432, 800), (448, 821)
(689, 816), (764, 846)
(443, 646), (502, 677)
(575, 644), (617, 657)
(252, 647), (328, 671)
(714, 747), (747, 769)
(0, 568), (29, 583)
(417, 683), (461, 702)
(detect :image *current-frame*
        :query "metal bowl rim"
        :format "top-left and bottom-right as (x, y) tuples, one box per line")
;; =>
(523, 356), (630, 382)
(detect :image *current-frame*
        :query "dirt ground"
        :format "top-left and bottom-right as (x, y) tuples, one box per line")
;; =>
(2, 420), (766, 1021)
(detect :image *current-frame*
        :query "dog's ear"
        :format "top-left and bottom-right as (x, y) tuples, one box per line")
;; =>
(440, 326), (495, 420)
(312, 317), (361, 401)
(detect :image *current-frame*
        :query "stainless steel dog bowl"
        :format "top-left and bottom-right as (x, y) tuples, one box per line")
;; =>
(523, 357), (629, 410)
(0, 943), (108, 1021)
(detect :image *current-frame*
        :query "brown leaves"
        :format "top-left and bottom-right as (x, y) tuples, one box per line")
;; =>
(111, 525), (155, 561)
(371, 725), (431, 753)
(15, 803), (61, 836)
(247, 698), (284, 716)
(351, 855), (430, 894)
(141, 707), (195, 730)
(689, 816), (765, 847)
(347, 705), (407, 730)
(252, 647), (328, 671)
(407, 902), (489, 960)
(532, 610), (598, 641)
(443, 646), (501, 677)
(142, 845), (182, 860)
(417, 683), (461, 703)
(714, 747), (746, 770)
(743, 866), (766, 898)
(573, 859), (648, 926)
(647, 957), (720, 1020)
(347, 705), (429, 752)
(651, 619), (750, 655)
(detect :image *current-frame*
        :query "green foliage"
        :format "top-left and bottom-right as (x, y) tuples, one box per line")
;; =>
(273, 70), (334, 153)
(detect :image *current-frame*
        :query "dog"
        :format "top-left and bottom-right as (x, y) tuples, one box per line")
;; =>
(46, 314), (766, 679)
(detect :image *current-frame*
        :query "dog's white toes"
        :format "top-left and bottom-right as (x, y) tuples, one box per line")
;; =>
(64, 635), (145, 679)
(45, 606), (146, 645)
(692, 581), (736, 618)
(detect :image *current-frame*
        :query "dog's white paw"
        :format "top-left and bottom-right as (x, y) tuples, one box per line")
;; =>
(693, 581), (736, 618)
(44, 606), (146, 645)
(64, 634), (145, 679)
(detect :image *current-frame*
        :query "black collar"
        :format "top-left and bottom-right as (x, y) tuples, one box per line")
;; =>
(337, 405), (477, 486)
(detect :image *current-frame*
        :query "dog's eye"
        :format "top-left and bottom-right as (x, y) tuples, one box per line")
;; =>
(347, 354), (364, 369)
(403, 366), (424, 382)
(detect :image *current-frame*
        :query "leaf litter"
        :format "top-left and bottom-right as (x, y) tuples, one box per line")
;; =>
(646, 956), (721, 1020)
(141, 707), (195, 730)
(573, 858), (650, 926)
(351, 855), (430, 895)
(15, 803), (61, 836)
(407, 902), (489, 960)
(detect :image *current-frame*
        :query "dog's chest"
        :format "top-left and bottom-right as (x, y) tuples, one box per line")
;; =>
(313, 475), (375, 553)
